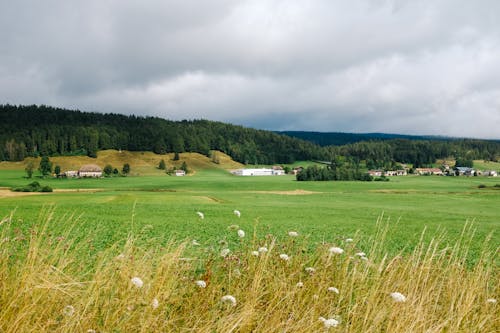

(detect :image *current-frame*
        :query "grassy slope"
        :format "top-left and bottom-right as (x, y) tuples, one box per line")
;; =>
(0, 153), (498, 262)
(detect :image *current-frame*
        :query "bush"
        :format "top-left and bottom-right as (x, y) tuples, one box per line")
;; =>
(40, 185), (53, 192)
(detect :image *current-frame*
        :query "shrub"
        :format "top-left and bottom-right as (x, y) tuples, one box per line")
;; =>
(40, 185), (53, 192)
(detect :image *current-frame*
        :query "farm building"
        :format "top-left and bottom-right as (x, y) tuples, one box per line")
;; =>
(367, 170), (383, 177)
(232, 168), (285, 176)
(455, 167), (475, 176)
(78, 164), (103, 178)
(483, 170), (498, 177)
(415, 168), (443, 175)
(64, 170), (78, 178)
(174, 170), (186, 176)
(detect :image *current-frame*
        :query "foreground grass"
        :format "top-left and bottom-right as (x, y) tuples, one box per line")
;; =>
(0, 210), (497, 332)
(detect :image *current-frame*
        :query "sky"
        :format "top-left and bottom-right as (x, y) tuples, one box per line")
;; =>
(1, 0), (499, 139)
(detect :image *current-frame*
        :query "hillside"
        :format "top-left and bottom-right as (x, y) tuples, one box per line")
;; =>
(1, 105), (499, 169)
(0, 105), (326, 164)
(0, 150), (243, 175)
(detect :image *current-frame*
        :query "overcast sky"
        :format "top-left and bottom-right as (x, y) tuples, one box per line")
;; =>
(1, 0), (499, 138)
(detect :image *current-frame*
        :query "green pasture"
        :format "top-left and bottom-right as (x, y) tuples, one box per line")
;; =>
(0, 169), (498, 261)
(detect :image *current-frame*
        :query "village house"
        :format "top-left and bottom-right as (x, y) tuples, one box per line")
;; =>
(64, 170), (78, 178)
(290, 167), (303, 175)
(78, 164), (103, 178)
(455, 167), (475, 176)
(367, 170), (383, 177)
(415, 168), (444, 176)
(174, 170), (186, 176)
(232, 167), (285, 176)
(483, 170), (498, 177)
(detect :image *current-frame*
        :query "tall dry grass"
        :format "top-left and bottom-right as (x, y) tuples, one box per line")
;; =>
(0, 211), (497, 332)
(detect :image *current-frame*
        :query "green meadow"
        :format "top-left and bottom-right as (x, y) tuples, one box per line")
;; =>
(1, 167), (498, 261)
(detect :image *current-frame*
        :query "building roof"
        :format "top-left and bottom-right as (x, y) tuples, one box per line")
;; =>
(79, 164), (102, 172)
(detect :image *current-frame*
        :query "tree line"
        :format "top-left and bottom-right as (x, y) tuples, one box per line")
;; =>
(1, 104), (499, 166)
(0, 104), (326, 164)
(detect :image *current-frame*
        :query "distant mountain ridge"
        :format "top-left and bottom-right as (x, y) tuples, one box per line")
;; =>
(277, 131), (497, 147)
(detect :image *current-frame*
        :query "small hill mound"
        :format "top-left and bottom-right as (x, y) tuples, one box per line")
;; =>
(0, 150), (243, 175)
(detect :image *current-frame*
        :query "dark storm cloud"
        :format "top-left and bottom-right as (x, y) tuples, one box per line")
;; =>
(1, 0), (499, 138)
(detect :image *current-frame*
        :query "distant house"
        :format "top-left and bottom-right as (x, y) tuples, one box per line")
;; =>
(483, 170), (498, 177)
(64, 170), (78, 178)
(231, 168), (285, 176)
(78, 164), (103, 178)
(174, 170), (186, 176)
(415, 168), (443, 176)
(272, 166), (285, 175)
(455, 167), (474, 176)
(368, 170), (383, 177)
(395, 169), (407, 176)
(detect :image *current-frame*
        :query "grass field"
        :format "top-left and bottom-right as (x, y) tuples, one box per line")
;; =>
(0, 153), (499, 262)
(0, 152), (498, 331)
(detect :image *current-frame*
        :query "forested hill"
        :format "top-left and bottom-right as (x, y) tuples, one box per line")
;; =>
(279, 131), (458, 146)
(1, 104), (499, 167)
(0, 104), (327, 164)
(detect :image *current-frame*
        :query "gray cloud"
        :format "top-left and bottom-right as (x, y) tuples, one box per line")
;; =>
(1, 0), (499, 138)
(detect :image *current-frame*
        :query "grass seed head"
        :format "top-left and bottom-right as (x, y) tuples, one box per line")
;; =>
(390, 292), (407, 303)
(221, 295), (237, 306)
(131, 277), (144, 288)
(329, 247), (344, 254)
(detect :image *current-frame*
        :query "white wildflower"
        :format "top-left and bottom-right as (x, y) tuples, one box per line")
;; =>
(319, 317), (339, 328)
(251, 250), (259, 256)
(196, 211), (204, 219)
(131, 277), (144, 288)
(151, 298), (159, 309)
(390, 292), (407, 303)
(360, 256), (368, 261)
(296, 281), (304, 288)
(233, 210), (241, 217)
(237, 229), (245, 238)
(305, 267), (316, 274)
(328, 287), (339, 294)
(192, 239), (200, 246)
(313, 294), (319, 300)
(258, 246), (268, 253)
(87, 330), (96, 333)
(220, 248), (231, 257)
(221, 295), (237, 306)
(345, 238), (354, 243)
(63, 305), (75, 316)
(355, 252), (366, 257)
(329, 247), (344, 254)
(279, 254), (290, 261)
(486, 298), (497, 304)
(288, 231), (299, 237)
(116, 253), (125, 260)
(195, 280), (207, 288)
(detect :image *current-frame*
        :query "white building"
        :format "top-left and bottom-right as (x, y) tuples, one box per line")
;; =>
(174, 170), (186, 176)
(78, 164), (103, 178)
(232, 168), (285, 176)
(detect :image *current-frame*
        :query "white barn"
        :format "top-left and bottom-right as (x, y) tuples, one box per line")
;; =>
(232, 168), (285, 176)
(78, 164), (103, 178)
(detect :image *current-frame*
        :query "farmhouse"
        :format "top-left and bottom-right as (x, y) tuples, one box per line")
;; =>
(455, 167), (475, 176)
(174, 170), (186, 176)
(64, 170), (78, 178)
(415, 168), (443, 176)
(367, 170), (383, 177)
(232, 168), (285, 176)
(78, 164), (103, 178)
(483, 170), (498, 177)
